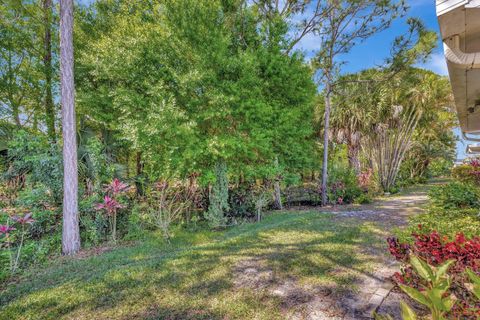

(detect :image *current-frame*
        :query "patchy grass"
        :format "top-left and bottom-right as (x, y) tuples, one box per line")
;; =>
(0, 211), (385, 320)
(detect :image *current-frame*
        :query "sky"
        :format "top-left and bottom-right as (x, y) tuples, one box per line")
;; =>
(77, 0), (466, 159)
(292, 0), (466, 159)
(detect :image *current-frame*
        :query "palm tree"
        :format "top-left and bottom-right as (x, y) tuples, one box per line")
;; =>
(60, 0), (80, 255)
(330, 73), (377, 174)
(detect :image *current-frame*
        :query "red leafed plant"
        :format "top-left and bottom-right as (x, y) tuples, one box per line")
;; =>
(0, 210), (36, 274)
(12, 213), (35, 225)
(358, 168), (373, 192)
(0, 225), (16, 235)
(96, 179), (129, 242)
(105, 178), (129, 195)
(387, 229), (480, 318)
(95, 196), (125, 216)
(469, 159), (480, 168)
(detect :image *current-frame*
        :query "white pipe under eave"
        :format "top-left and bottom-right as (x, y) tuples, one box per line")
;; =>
(444, 35), (480, 69)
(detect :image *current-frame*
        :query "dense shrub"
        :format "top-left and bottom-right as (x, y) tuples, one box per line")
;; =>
(355, 193), (373, 204)
(327, 165), (362, 204)
(428, 181), (480, 209)
(388, 231), (480, 319)
(399, 207), (480, 241)
(79, 195), (108, 246)
(4, 131), (62, 203)
(205, 161), (229, 228)
(284, 182), (321, 206)
(228, 185), (257, 220)
(428, 158), (453, 177)
(451, 161), (480, 185)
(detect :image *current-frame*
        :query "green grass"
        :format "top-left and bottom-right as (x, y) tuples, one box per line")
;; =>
(0, 211), (385, 320)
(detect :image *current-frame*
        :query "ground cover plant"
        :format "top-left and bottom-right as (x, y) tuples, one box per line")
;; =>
(388, 231), (480, 319)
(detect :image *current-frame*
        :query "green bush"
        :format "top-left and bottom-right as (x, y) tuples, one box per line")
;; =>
(428, 182), (480, 209)
(355, 193), (373, 204)
(428, 158), (453, 177)
(79, 195), (108, 246)
(124, 204), (146, 240)
(5, 131), (63, 204)
(327, 165), (362, 204)
(206, 160), (229, 228)
(228, 184), (257, 220)
(451, 164), (478, 185)
(398, 208), (480, 241)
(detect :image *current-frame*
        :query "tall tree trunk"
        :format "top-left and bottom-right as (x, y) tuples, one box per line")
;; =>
(43, 0), (56, 141)
(60, 0), (80, 255)
(347, 143), (361, 175)
(321, 86), (332, 206)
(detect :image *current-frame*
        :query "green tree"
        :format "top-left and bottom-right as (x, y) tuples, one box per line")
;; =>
(312, 0), (406, 205)
(75, 0), (316, 189)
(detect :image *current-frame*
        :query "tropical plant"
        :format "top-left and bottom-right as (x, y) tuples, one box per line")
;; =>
(0, 210), (35, 273)
(375, 256), (461, 320)
(398, 256), (456, 319)
(388, 231), (480, 318)
(95, 179), (129, 242)
(143, 181), (192, 242)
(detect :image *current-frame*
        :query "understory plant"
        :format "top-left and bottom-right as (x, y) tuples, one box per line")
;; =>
(398, 256), (456, 319)
(402, 207), (480, 240)
(428, 181), (480, 209)
(376, 256), (478, 320)
(95, 179), (128, 242)
(144, 181), (192, 242)
(388, 230), (480, 318)
(451, 159), (480, 185)
(327, 164), (362, 204)
(252, 185), (271, 222)
(0, 210), (35, 274)
(206, 160), (229, 228)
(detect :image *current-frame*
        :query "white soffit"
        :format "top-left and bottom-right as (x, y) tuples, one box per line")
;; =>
(466, 144), (480, 153)
(436, 0), (480, 135)
(436, 0), (468, 16)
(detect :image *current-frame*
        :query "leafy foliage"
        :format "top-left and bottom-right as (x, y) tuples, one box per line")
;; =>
(205, 160), (229, 228)
(428, 182), (480, 209)
(399, 256), (456, 320)
(327, 164), (362, 204)
(4, 131), (62, 203)
(388, 231), (480, 318)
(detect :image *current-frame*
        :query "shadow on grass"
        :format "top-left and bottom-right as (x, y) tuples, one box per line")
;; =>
(0, 211), (387, 319)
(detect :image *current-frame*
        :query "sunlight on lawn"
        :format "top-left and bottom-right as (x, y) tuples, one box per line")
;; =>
(0, 211), (383, 320)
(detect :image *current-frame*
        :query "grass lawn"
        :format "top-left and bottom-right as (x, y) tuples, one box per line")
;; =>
(0, 211), (386, 320)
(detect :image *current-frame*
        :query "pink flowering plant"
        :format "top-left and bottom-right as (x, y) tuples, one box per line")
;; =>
(95, 179), (129, 242)
(0, 209), (35, 273)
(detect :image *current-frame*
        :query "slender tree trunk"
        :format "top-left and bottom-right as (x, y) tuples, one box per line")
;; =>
(321, 85), (332, 206)
(273, 156), (283, 210)
(273, 180), (282, 209)
(136, 151), (144, 196)
(60, 0), (80, 255)
(7, 49), (21, 127)
(43, 0), (56, 141)
(125, 151), (130, 178)
(12, 104), (21, 127)
(347, 143), (361, 175)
